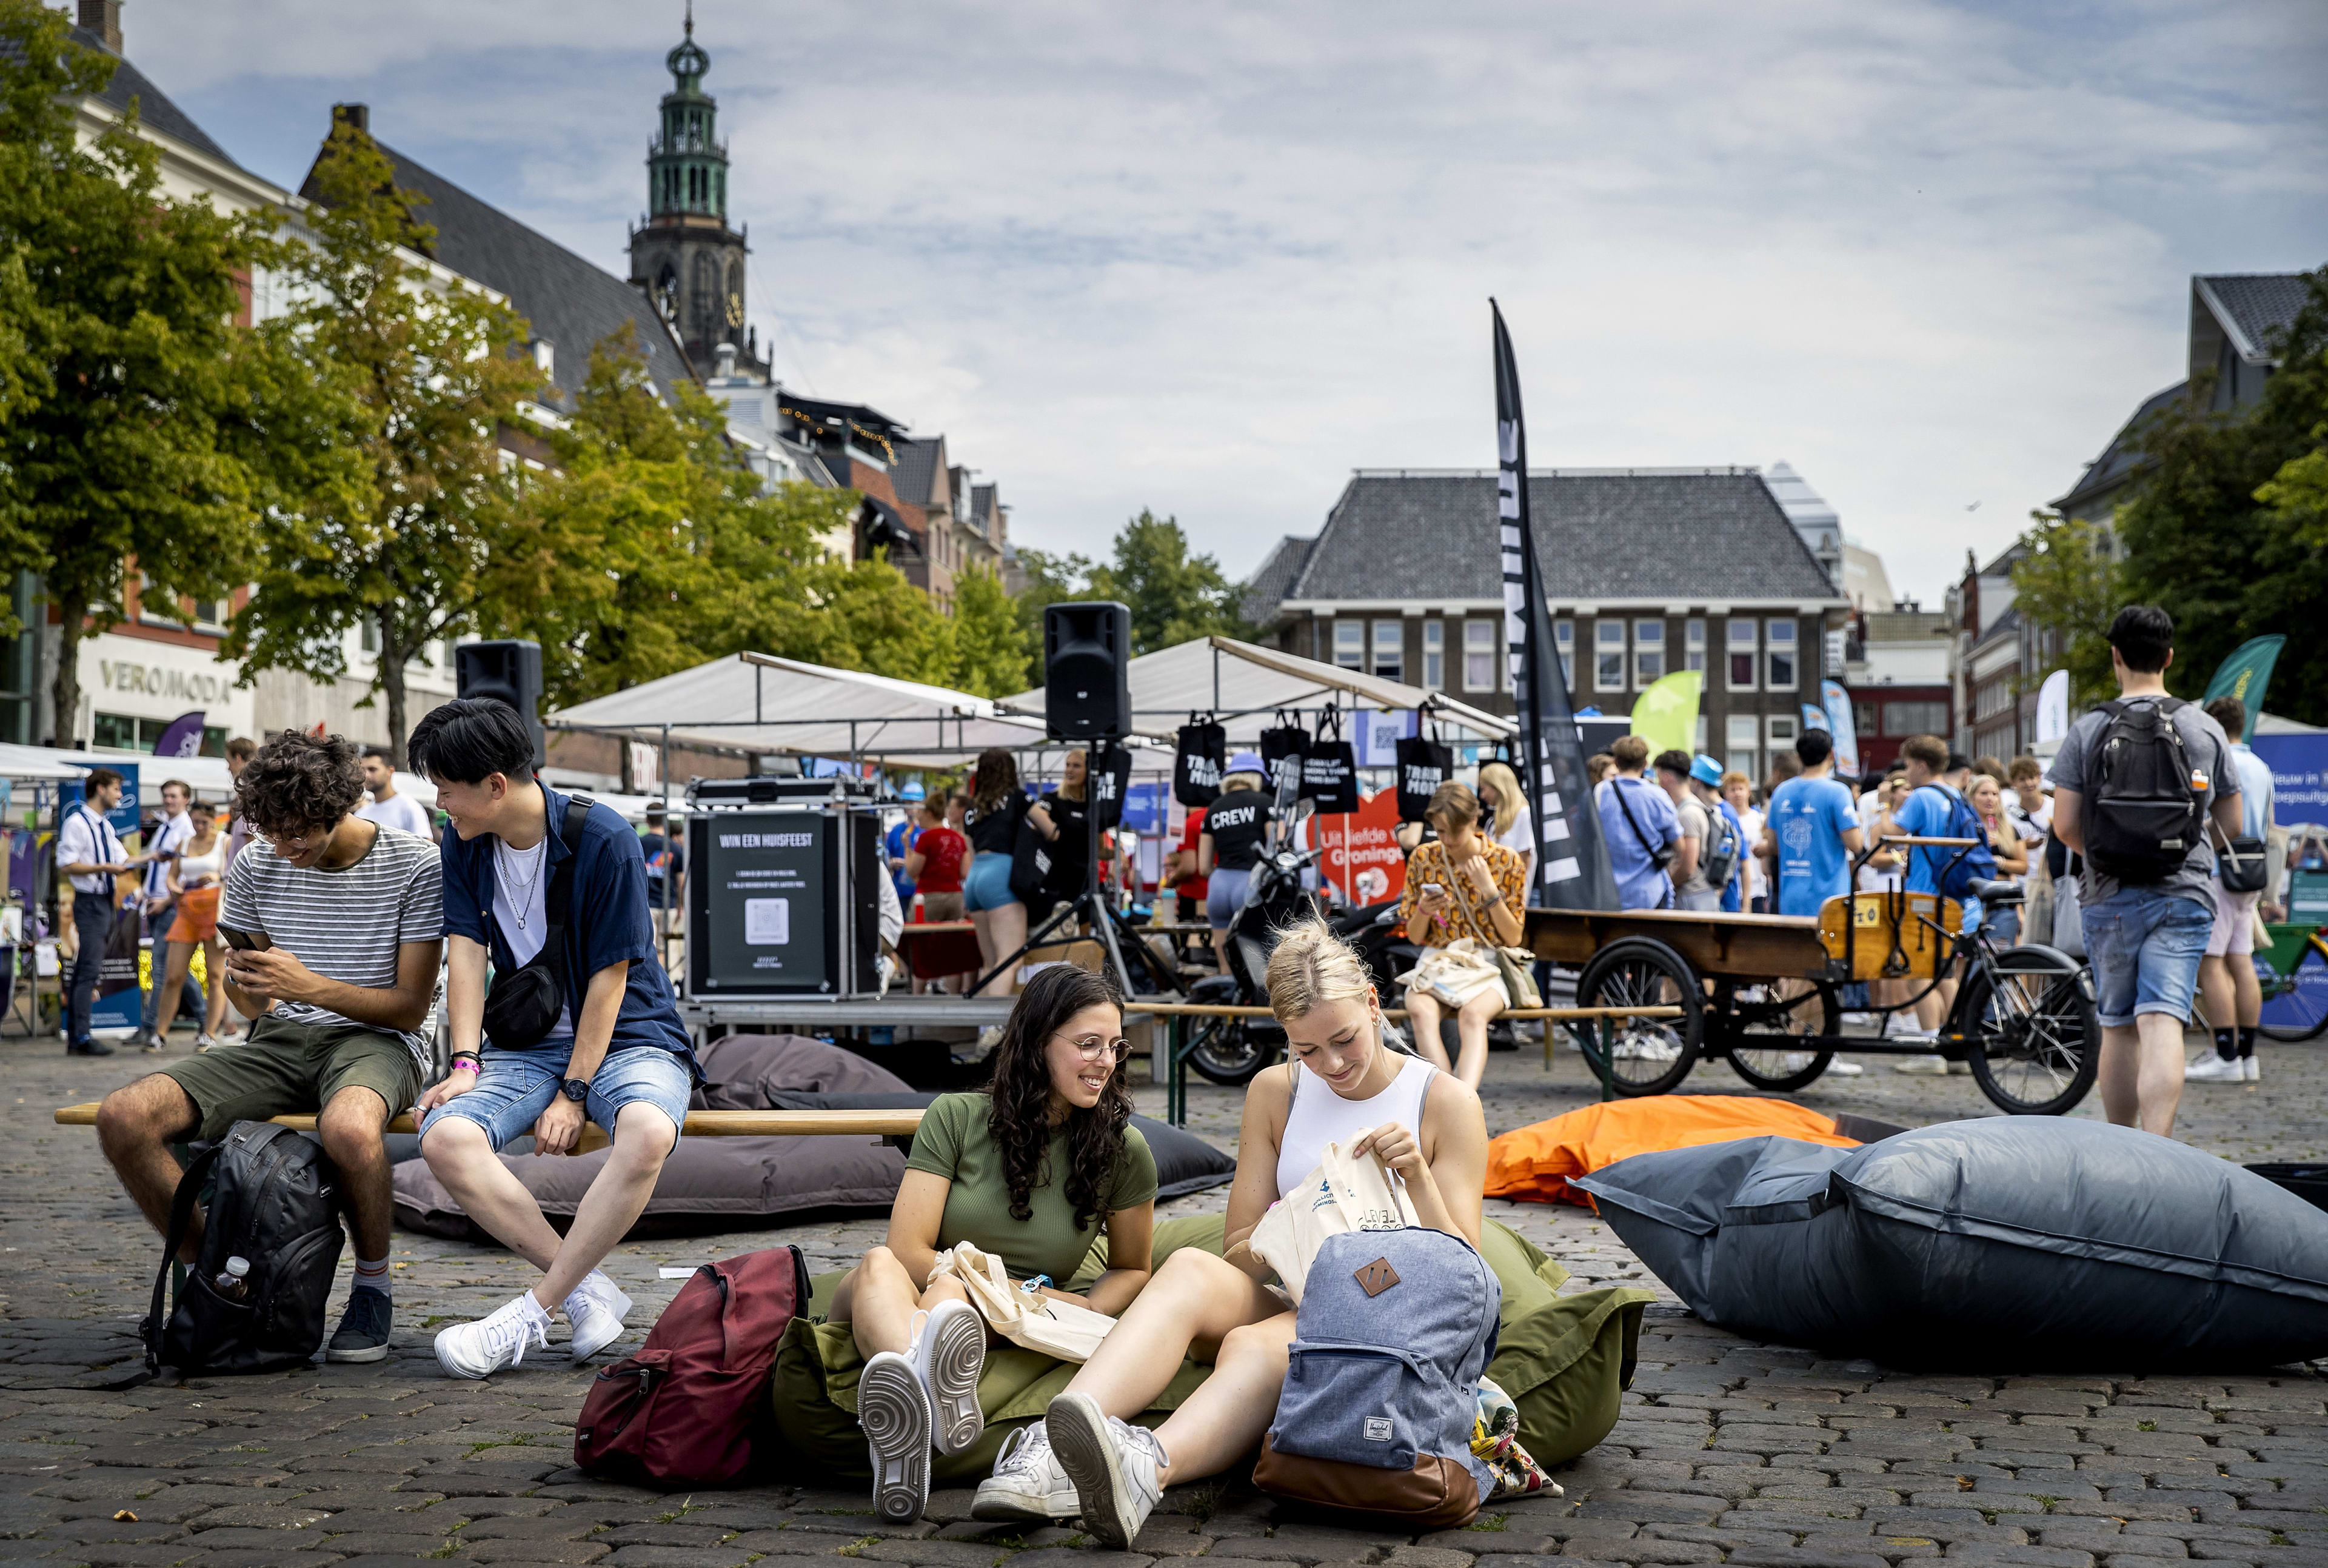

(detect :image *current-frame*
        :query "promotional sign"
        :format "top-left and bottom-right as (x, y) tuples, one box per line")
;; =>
(686, 809), (882, 996)
(1353, 708), (1416, 770)
(1306, 787), (1408, 907)
(1819, 679), (1861, 777)
(1801, 704), (1829, 732)
(2252, 734), (2328, 829)
(61, 762), (139, 835)
(1120, 781), (1168, 836)
(1493, 301), (1615, 909)
(2034, 670), (2071, 746)
(150, 711), (206, 759)
(2204, 636), (2286, 740)
(1630, 670), (1701, 760)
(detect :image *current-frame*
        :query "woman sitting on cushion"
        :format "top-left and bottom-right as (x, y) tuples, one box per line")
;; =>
(828, 964), (1157, 1526)
(977, 919), (1488, 1547)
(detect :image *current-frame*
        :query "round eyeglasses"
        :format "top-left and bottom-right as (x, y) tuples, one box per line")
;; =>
(1052, 1032), (1132, 1064)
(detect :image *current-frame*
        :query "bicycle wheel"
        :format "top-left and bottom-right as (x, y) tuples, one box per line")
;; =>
(1962, 950), (2099, 1115)
(2260, 943), (2328, 1043)
(1570, 937), (1703, 1096)
(1185, 1015), (1274, 1085)
(1721, 979), (1838, 1092)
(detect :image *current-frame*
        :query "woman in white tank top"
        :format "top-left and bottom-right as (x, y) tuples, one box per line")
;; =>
(1020, 919), (1490, 1548)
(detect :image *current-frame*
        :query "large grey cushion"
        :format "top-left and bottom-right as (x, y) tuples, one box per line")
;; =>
(1573, 1118), (2328, 1370)
(689, 1033), (912, 1109)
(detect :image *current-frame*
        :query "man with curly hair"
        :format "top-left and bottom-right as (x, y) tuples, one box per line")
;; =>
(95, 731), (446, 1363)
(409, 698), (695, 1379)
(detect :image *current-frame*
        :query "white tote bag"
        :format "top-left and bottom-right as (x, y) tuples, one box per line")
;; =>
(929, 1241), (1116, 1363)
(1248, 1139), (1420, 1304)
(1398, 938), (1507, 1009)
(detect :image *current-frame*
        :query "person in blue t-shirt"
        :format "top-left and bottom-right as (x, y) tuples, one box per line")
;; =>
(1878, 733), (1976, 1066)
(1758, 731), (1862, 919)
(886, 782), (926, 910)
(1594, 736), (1680, 910)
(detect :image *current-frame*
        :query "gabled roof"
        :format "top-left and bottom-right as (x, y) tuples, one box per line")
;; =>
(2196, 274), (2310, 365)
(297, 135), (694, 412)
(1238, 535), (1316, 627)
(890, 437), (945, 507)
(2052, 379), (2187, 514)
(1283, 470), (1842, 606)
(63, 27), (238, 168)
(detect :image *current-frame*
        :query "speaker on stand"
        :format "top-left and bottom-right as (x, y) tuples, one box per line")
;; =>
(454, 640), (546, 774)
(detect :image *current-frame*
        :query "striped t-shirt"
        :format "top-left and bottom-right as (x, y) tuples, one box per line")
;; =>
(221, 824), (445, 1074)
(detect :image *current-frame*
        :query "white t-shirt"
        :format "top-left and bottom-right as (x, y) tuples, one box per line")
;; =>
(492, 833), (573, 1046)
(1493, 802), (1535, 891)
(1735, 807), (1767, 900)
(59, 804), (126, 896)
(358, 792), (435, 839)
(1857, 791), (1900, 892)
(144, 810), (192, 901)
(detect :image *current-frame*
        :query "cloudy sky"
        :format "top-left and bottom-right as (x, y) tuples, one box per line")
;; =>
(107, 0), (2328, 604)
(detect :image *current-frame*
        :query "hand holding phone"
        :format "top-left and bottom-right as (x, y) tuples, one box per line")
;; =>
(218, 924), (272, 953)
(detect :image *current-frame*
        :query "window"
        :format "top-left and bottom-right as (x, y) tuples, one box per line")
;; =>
(1725, 714), (1760, 784)
(1766, 618), (1798, 690)
(1882, 700), (1949, 736)
(1693, 715), (1708, 752)
(1767, 715), (1798, 750)
(1726, 618), (1758, 691)
(361, 619), (378, 655)
(1371, 619), (1403, 681)
(1553, 619), (1573, 689)
(190, 599), (226, 629)
(1685, 618), (1707, 673)
(1333, 620), (1364, 670)
(93, 714), (229, 755)
(1422, 621), (1444, 689)
(1594, 620), (1626, 692)
(1463, 620), (1496, 691)
(1855, 701), (1879, 738)
(1633, 619), (1665, 686)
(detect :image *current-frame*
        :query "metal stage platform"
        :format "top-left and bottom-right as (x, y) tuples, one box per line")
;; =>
(679, 995), (1026, 1031)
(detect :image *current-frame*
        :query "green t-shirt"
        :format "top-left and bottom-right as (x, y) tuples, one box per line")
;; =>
(905, 1091), (1157, 1284)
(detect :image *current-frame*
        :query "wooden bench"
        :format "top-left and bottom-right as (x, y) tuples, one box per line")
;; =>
(53, 1104), (924, 1156)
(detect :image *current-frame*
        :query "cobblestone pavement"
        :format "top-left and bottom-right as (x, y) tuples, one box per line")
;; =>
(5, 1024), (2327, 1568)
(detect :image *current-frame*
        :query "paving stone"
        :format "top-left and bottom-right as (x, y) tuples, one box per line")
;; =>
(458, 1542), (613, 1564)
(198, 1550), (349, 1568)
(1470, 1559), (1629, 1568)
(603, 1548), (761, 1568)
(1726, 1547), (1893, 1568)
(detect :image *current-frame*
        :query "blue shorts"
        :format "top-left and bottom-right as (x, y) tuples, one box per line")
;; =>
(2079, 887), (2213, 1029)
(1205, 867), (1252, 930)
(963, 853), (1017, 913)
(420, 1045), (692, 1154)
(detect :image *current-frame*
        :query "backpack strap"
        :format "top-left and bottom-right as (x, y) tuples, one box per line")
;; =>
(145, 1142), (224, 1374)
(541, 795), (594, 984)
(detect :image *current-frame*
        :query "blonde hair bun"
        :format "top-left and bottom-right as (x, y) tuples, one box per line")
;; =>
(1263, 918), (1374, 1023)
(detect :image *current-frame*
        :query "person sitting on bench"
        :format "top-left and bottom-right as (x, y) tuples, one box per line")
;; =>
(409, 698), (698, 1379)
(94, 732), (445, 1364)
(826, 964), (1158, 1526)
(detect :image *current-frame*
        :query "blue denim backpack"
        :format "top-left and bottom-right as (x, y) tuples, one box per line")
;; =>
(1254, 1227), (1502, 1527)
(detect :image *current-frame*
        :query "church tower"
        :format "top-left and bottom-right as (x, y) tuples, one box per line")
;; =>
(628, 7), (768, 381)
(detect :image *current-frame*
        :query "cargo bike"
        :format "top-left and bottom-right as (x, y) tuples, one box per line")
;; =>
(1523, 834), (2101, 1115)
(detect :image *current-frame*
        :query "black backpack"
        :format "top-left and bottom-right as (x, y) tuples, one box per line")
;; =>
(143, 1121), (346, 1376)
(2083, 698), (2206, 885)
(1697, 801), (1742, 893)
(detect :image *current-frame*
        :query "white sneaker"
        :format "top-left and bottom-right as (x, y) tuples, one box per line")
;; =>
(1613, 1032), (1682, 1063)
(860, 1350), (932, 1524)
(2184, 1052), (2245, 1083)
(564, 1272), (633, 1363)
(1827, 1059), (1865, 1077)
(1841, 1012), (1882, 1029)
(2244, 1055), (2262, 1083)
(1047, 1391), (1163, 1549)
(1893, 1054), (1950, 1076)
(434, 1293), (550, 1380)
(909, 1299), (987, 1456)
(974, 1423), (1080, 1523)
(193, 1032), (219, 1050)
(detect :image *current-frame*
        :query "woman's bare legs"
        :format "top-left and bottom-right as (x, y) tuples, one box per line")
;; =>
(976, 902), (1029, 998)
(1405, 992), (1450, 1071)
(830, 1244), (974, 1358)
(1058, 1248), (1285, 1483)
(199, 937), (228, 1035)
(1451, 990), (1501, 1089)
(150, 941), (195, 1041)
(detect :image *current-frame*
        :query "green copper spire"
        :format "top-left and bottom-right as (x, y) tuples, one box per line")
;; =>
(648, 1), (725, 221)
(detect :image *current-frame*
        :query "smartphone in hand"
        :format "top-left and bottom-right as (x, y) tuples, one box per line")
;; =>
(218, 924), (273, 953)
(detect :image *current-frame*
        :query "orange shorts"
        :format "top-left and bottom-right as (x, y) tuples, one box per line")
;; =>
(167, 886), (220, 944)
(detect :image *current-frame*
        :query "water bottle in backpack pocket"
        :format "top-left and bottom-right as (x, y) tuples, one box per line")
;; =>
(1253, 1228), (1502, 1529)
(2082, 698), (2207, 885)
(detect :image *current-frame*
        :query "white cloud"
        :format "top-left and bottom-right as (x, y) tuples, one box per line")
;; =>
(115, 0), (2328, 600)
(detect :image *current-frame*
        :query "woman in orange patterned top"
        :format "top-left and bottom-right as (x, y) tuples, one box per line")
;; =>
(1397, 781), (1527, 1088)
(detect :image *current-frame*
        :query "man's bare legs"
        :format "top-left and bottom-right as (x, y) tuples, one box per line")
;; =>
(2096, 1015), (2187, 1136)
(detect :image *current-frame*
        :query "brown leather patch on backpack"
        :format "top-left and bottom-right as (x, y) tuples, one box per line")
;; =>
(1354, 1257), (1400, 1298)
(1253, 1433), (1480, 1528)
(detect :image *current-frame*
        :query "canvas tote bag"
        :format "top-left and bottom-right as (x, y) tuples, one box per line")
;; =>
(929, 1241), (1116, 1363)
(1248, 1140), (1422, 1303)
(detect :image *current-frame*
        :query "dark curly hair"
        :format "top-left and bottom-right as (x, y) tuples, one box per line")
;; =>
(236, 731), (366, 835)
(986, 964), (1133, 1229)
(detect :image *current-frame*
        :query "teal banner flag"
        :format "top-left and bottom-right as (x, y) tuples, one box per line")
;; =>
(2203, 636), (2285, 740)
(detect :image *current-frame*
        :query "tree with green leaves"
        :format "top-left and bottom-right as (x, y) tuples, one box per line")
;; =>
(946, 565), (1028, 697)
(227, 119), (540, 762)
(0, 1), (353, 742)
(1089, 509), (1249, 655)
(2116, 265), (2328, 721)
(2007, 511), (2121, 711)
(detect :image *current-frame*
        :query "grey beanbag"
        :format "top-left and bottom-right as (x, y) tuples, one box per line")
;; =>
(1573, 1118), (2328, 1370)
(689, 1033), (913, 1109)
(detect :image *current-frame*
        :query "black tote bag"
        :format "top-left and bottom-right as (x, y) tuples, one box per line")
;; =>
(1396, 732), (1453, 822)
(1090, 744), (1134, 832)
(1303, 712), (1360, 816)
(1260, 716), (1309, 798)
(1174, 719), (1224, 809)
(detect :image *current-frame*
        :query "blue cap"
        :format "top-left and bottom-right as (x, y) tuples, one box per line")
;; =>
(900, 781), (926, 802)
(1690, 753), (1724, 787)
(1225, 750), (1265, 775)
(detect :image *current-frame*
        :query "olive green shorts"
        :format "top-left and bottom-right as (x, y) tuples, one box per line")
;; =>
(157, 1013), (423, 1143)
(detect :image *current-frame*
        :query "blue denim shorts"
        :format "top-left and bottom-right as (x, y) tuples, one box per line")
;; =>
(2079, 887), (2213, 1029)
(962, 852), (1017, 913)
(420, 1045), (692, 1153)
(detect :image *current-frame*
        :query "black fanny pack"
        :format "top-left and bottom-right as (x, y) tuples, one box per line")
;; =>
(482, 796), (592, 1050)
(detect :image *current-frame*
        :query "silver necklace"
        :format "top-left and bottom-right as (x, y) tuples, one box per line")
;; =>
(495, 835), (549, 928)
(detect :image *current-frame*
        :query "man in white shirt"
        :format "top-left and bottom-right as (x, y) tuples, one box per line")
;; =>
(2187, 696), (2282, 1084)
(356, 746), (436, 839)
(59, 768), (151, 1057)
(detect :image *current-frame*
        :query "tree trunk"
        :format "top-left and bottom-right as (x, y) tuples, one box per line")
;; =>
(51, 608), (84, 750)
(377, 608), (408, 766)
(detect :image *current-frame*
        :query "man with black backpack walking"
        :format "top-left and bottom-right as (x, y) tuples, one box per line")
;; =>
(408, 699), (697, 1378)
(2049, 606), (2242, 1137)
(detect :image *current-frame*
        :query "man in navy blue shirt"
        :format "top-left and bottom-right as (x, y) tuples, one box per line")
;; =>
(407, 699), (697, 1380)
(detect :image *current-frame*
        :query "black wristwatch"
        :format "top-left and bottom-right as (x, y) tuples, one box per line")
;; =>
(560, 1078), (590, 1104)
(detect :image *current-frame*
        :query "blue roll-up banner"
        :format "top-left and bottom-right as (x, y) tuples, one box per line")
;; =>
(1820, 679), (1862, 778)
(2252, 735), (2328, 829)
(1801, 704), (1828, 732)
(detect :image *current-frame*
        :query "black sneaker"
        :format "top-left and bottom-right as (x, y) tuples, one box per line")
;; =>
(66, 1039), (115, 1057)
(326, 1288), (393, 1363)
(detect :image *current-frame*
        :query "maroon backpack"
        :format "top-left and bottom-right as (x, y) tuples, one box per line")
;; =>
(574, 1245), (810, 1484)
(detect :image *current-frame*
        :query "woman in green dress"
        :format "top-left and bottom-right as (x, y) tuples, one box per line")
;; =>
(827, 964), (1158, 1524)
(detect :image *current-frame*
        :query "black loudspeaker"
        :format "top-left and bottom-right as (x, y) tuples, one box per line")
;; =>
(455, 640), (546, 772)
(1044, 601), (1132, 741)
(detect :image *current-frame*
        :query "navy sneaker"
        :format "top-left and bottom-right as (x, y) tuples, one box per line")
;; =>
(326, 1288), (393, 1363)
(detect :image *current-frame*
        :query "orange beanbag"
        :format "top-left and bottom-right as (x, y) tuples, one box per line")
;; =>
(1487, 1096), (1875, 1208)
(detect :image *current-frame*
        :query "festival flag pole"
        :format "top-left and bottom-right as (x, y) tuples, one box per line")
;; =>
(1493, 300), (1617, 911)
